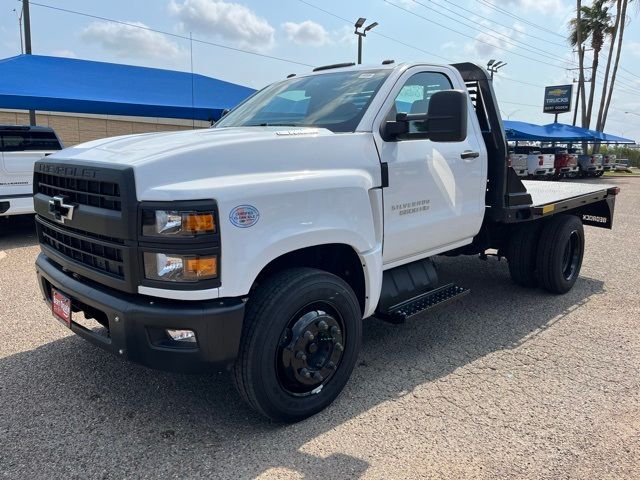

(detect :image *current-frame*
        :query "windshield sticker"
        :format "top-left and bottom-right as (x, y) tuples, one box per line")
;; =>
(230, 205), (260, 228)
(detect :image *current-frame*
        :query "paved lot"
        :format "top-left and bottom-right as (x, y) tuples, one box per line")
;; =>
(1, 178), (638, 479)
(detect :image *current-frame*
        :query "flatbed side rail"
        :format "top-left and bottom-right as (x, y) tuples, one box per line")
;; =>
(503, 187), (618, 229)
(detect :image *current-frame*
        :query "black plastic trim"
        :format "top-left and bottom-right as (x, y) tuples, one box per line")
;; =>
(36, 253), (244, 373)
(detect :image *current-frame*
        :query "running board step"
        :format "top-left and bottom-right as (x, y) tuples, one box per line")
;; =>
(377, 283), (470, 324)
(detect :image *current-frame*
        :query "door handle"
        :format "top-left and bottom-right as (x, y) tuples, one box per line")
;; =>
(461, 150), (480, 159)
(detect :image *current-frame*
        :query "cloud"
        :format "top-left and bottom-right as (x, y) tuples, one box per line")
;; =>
(168, 0), (275, 48)
(282, 20), (329, 46)
(629, 41), (640, 58)
(51, 49), (78, 59)
(464, 19), (525, 57)
(81, 21), (181, 59)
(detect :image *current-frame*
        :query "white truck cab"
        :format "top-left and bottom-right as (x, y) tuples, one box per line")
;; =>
(33, 62), (619, 422)
(0, 125), (62, 217)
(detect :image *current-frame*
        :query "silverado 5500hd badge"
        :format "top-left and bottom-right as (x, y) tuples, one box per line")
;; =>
(230, 205), (260, 227)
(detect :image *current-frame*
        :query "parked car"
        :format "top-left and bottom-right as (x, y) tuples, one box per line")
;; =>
(615, 159), (632, 172)
(508, 149), (528, 176)
(602, 153), (616, 172)
(578, 153), (604, 177)
(512, 146), (554, 178)
(541, 147), (579, 178)
(1, 125), (63, 217)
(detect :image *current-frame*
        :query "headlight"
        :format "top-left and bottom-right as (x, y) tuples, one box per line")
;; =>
(142, 209), (216, 237)
(144, 253), (218, 282)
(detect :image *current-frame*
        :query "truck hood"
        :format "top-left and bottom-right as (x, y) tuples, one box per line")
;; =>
(47, 126), (381, 201)
(51, 127), (332, 166)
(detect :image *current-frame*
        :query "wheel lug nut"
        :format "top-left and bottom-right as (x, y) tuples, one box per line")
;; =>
(330, 326), (340, 335)
(326, 361), (336, 370)
(304, 331), (314, 341)
(335, 343), (344, 352)
(296, 351), (307, 361)
(313, 372), (323, 381)
(300, 368), (311, 378)
(308, 343), (318, 354)
(317, 320), (328, 331)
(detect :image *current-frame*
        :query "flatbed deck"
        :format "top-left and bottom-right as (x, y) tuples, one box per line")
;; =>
(515, 180), (618, 229)
(522, 180), (616, 207)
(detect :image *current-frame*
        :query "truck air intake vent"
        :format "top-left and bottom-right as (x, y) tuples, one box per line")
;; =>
(35, 172), (122, 211)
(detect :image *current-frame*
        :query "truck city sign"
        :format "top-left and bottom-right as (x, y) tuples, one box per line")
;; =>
(543, 84), (573, 113)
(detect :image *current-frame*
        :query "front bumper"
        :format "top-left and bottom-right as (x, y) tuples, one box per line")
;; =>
(36, 253), (245, 373)
(533, 168), (555, 176)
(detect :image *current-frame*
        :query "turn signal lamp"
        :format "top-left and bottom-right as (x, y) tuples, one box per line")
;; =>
(185, 256), (218, 279)
(184, 213), (215, 233)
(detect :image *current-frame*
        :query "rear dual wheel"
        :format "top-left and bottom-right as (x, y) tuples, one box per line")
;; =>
(536, 214), (584, 294)
(507, 214), (585, 294)
(233, 268), (362, 423)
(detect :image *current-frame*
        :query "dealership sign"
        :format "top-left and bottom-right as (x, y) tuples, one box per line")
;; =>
(543, 85), (573, 113)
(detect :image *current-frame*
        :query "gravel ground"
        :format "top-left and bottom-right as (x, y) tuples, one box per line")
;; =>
(0, 178), (638, 479)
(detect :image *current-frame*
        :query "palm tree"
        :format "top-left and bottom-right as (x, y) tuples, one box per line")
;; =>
(599, 0), (632, 132)
(569, 0), (614, 129)
(595, 0), (622, 134)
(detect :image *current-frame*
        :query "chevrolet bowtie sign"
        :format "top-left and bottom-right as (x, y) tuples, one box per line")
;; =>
(543, 84), (573, 113)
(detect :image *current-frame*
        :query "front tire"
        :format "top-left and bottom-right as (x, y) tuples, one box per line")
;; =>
(536, 215), (585, 294)
(233, 268), (362, 422)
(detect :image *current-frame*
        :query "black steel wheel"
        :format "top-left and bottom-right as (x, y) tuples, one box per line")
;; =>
(536, 214), (585, 294)
(233, 268), (362, 422)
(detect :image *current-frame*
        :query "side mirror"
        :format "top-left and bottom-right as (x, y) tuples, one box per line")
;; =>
(426, 90), (467, 142)
(381, 89), (468, 142)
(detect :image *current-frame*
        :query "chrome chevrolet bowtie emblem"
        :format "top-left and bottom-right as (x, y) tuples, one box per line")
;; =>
(48, 195), (75, 223)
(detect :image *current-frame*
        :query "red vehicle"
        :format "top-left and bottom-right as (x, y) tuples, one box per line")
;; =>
(542, 147), (579, 178)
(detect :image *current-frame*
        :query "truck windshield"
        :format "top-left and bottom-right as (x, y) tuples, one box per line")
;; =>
(214, 69), (391, 133)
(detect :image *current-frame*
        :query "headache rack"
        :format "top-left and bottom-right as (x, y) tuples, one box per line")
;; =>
(452, 62), (534, 220)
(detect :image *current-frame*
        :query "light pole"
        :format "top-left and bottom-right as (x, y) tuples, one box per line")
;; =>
(354, 18), (378, 65)
(505, 109), (521, 120)
(487, 59), (507, 79)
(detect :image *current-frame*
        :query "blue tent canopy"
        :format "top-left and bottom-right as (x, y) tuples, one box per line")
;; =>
(504, 120), (635, 144)
(542, 123), (634, 144)
(0, 54), (255, 121)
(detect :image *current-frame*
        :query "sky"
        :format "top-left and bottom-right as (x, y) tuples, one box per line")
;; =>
(1, 0), (639, 140)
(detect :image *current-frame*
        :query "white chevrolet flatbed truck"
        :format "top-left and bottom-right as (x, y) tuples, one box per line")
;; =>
(34, 62), (619, 422)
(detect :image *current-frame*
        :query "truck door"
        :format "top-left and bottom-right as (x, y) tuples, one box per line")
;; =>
(373, 67), (487, 266)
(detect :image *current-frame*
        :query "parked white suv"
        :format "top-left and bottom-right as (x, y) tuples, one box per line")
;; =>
(0, 126), (63, 217)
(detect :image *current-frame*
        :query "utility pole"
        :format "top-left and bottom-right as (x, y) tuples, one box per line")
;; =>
(13, 8), (24, 54)
(23, 0), (36, 126)
(354, 18), (378, 65)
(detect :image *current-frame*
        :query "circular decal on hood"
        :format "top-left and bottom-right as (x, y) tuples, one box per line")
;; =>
(229, 205), (260, 228)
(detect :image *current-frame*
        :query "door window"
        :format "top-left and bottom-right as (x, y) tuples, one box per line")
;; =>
(391, 72), (453, 134)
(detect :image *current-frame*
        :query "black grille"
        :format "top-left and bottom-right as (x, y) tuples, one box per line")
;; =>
(40, 221), (125, 279)
(35, 172), (122, 211)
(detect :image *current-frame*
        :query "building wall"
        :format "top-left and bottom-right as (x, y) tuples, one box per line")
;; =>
(0, 109), (209, 147)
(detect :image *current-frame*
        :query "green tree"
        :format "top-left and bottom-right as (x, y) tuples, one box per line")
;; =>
(569, 0), (615, 129)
